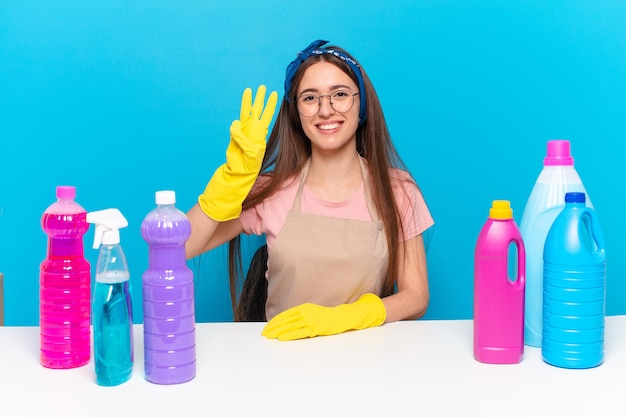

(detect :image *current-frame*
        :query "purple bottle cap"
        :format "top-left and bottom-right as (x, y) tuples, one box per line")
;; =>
(544, 140), (574, 166)
(56, 185), (76, 199)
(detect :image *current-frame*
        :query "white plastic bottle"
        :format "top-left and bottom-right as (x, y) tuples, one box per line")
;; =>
(519, 140), (592, 347)
(87, 208), (134, 386)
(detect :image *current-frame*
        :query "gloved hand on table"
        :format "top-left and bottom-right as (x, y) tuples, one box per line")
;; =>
(198, 85), (278, 221)
(262, 293), (387, 341)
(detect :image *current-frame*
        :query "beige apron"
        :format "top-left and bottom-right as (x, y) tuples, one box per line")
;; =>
(265, 157), (389, 321)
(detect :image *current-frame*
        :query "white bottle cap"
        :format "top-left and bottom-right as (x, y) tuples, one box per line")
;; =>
(155, 190), (176, 205)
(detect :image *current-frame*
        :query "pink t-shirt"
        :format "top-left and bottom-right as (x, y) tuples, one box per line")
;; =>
(240, 168), (434, 252)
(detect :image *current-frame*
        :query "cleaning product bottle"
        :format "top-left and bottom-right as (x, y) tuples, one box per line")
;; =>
(542, 192), (606, 369)
(40, 185), (91, 369)
(519, 140), (592, 347)
(87, 208), (134, 386)
(141, 190), (196, 384)
(474, 200), (525, 364)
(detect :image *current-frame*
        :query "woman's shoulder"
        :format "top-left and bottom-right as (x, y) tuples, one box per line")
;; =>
(386, 168), (434, 235)
(241, 174), (301, 235)
(385, 167), (429, 205)
(253, 172), (299, 191)
(387, 167), (418, 189)
(253, 173), (301, 204)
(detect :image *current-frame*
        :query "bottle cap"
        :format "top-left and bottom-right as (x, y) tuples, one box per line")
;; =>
(86, 208), (129, 248)
(544, 140), (574, 166)
(565, 192), (586, 204)
(156, 190), (176, 205)
(489, 200), (513, 220)
(56, 185), (76, 199)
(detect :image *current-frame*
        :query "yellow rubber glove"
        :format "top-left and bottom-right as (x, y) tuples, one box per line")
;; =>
(262, 293), (387, 341)
(198, 85), (278, 221)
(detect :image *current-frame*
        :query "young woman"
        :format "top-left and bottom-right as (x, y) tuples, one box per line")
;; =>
(185, 40), (434, 341)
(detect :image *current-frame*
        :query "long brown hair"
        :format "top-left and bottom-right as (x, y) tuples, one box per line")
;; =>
(229, 45), (415, 321)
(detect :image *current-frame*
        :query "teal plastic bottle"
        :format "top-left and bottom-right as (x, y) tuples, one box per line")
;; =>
(87, 208), (134, 386)
(519, 140), (592, 347)
(542, 192), (606, 369)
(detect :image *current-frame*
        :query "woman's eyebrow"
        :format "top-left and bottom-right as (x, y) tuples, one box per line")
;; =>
(298, 84), (353, 95)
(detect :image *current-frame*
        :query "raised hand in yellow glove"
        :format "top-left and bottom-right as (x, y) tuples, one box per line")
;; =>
(262, 293), (387, 341)
(198, 85), (279, 221)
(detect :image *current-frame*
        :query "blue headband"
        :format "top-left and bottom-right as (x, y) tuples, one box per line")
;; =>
(284, 40), (367, 125)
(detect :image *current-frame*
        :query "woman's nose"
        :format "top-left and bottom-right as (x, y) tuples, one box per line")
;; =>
(317, 95), (335, 116)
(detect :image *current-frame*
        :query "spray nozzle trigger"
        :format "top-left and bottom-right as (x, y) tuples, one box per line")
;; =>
(86, 208), (128, 249)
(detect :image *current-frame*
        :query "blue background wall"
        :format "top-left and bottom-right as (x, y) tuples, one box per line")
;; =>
(1, 1), (624, 325)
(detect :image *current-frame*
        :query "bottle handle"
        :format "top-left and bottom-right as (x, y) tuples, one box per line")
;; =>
(582, 209), (607, 261)
(510, 236), (526, 291)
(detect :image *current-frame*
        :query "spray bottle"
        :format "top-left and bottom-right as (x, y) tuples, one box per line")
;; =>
(87, 208), (134, 386)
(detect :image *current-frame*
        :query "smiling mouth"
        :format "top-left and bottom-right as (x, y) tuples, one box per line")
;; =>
(318, 122), (342, 130)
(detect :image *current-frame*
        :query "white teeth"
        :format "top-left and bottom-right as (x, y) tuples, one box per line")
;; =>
(319, 123), (340, 130)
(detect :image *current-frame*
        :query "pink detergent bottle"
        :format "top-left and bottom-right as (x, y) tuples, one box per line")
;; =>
(40, 185), (91, 368)
(474, 200), (526, 364)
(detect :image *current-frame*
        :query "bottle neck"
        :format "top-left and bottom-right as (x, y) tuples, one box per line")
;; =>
(48, 238), (85, 258)
(148, 245), (186, 270)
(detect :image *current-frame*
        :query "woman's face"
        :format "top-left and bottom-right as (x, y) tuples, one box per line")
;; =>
(296, 61), (361, 154)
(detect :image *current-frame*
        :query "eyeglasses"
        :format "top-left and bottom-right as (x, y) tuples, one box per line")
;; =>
(296, 90), (360, 118)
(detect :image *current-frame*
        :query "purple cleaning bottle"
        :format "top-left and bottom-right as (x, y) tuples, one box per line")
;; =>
(141, 190), (196, 384)
(474, 200), (526, 364)
(40, 185), (91, 369)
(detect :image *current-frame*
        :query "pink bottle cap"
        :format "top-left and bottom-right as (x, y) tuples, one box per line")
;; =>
(56, 185), (76, 199)
(544, 140), (574, 166)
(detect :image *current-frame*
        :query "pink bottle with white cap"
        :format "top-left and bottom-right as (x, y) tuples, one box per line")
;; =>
(474, 200), (525, 364)
(519, 140), (592, 347)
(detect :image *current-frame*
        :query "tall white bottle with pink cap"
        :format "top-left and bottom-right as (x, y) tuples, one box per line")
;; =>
(519, 140), (592, 347)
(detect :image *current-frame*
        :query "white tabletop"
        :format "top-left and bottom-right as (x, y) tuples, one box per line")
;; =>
(1, 317), (624, 416)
